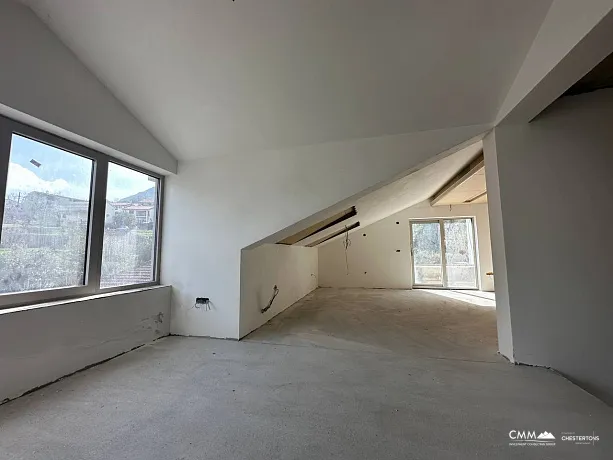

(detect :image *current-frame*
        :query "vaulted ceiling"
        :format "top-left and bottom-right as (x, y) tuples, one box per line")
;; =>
(22, 0), (552, 160)
(263, 138), (484, 247)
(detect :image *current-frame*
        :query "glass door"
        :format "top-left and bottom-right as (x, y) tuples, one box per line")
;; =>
(443, 218), (477, 289)
(410, 220), (444, 287)
(410, 218), (478, 289)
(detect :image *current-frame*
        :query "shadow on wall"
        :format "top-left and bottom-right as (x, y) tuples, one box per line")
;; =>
(239, 244), (318, 338)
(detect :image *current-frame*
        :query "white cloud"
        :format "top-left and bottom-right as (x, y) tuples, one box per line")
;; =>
(106, 163), (156, 201)
(6, 162), (89, 200)
(5, 162), (156, 202)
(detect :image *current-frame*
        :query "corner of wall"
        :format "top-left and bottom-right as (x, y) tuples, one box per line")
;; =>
(0, 0), (176, 173)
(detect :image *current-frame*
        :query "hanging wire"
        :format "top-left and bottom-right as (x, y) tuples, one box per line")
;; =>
(342, 225), (351, 275)
(261, 285), (279, 313)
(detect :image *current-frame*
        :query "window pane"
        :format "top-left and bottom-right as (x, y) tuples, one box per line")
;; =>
(100, 163), (158, 288)
(0, 134), (92, 293)
(411, 221), (443, 285)
(444, 218), (477, 289)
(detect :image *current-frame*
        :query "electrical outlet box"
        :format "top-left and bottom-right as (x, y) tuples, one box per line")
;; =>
(195, 297), (209, 304)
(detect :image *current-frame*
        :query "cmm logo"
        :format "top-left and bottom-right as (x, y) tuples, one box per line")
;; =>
(510, 431), (538, 440)
(509, 431), (556, 446)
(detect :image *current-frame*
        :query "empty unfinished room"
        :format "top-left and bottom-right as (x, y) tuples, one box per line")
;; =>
(1, 1), (613, 459)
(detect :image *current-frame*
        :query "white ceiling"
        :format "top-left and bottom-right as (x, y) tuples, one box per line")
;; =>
(296, 140), (482, 246)
(23, 0), (551, 160)
(354, 142), (483, 228)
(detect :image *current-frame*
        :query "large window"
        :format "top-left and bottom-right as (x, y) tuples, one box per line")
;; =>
(0, 116), (163, 309)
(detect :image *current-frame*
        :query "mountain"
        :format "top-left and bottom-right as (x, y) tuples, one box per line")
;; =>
(118, 187), (155, 203)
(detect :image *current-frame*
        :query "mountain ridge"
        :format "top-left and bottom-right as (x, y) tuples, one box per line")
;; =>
(118, 187), (155, 203)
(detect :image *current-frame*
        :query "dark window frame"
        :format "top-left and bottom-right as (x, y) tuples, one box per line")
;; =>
(0, 115), (164, 310)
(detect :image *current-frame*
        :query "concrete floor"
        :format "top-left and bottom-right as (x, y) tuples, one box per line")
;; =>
(1, 288), (612, 459)
(246, 288), (500, 362)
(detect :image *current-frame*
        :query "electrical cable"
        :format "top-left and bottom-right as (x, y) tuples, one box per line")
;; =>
(342, 225), (351, 275)
(261, 285), (279, 313)
(192, 298), (211, 310)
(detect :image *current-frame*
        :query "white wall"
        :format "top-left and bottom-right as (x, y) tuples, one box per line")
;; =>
(239, 244), (317, 338)
(486, 88), (613, 404)
(497, 0), (613, 124)
(318, 200), (493, 291)
(162, 124), (488, 339)
(0, 286), (171, 403)
(483, 131), (514, 360)
(0, 0), (176, 174)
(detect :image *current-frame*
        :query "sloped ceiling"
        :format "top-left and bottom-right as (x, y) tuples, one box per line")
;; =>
(434, 167), (487, 206)
(496, 1), (613, 124)
(292, 140), (483, 247)
(431, 154), (487, 206)
(564, 51), (613, 96)
(23, 0), (551, 160)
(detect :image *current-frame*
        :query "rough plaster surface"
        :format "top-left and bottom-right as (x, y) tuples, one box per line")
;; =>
(239, 244), (318, 338)
(0, 0), (176, 173)
(1, 290), (612, 459)
(0, 286), (171, 402)
(318, 200), (493, 291)
(489, 89), (613, 405)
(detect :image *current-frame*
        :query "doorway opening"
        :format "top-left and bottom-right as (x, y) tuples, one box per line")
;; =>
(410, 218), (478, 289)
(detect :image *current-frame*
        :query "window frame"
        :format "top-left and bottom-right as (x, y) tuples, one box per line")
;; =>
(0, 115), (164, 310)
(409, 217), (479, 290)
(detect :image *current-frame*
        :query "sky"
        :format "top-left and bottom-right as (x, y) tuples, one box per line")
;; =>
(6, 134), (156, 202)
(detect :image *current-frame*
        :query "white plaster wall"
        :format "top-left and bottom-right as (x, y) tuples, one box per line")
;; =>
(488, 89), (613, 404)
(162, 124), (487, 339)
(497, 0), (613, 124)
(0, 0), (176, 174)
(318, 200), (493, 292)
(239, 244), (317, 338)
(483, 131), (514, 361)
(0, 286), (171, 403)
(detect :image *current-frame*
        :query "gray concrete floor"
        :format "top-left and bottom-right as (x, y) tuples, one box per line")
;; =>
(1, 288), (612, 459)
(245, 288), (500, 362)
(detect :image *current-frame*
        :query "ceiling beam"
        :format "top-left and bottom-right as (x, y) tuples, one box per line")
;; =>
(306, 222), (360, 247)
(466, 191), (487, 203)
(277, 206), (357, 245)
(430, 153), (484, 206)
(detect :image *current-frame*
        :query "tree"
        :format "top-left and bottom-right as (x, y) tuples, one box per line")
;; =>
(109, 211), (136, 229)
(0, 191), (88, 293)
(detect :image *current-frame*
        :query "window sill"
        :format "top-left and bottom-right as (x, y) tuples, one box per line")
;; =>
(0, 285), (170, 316)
